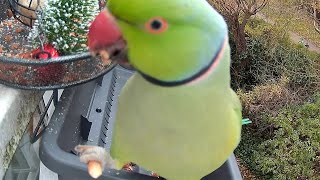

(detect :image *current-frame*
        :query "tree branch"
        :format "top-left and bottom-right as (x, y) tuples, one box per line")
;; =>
(313, 0), (320, 33)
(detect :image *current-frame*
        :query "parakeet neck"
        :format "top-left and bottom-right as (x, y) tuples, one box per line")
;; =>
(139, 36), (228, 87)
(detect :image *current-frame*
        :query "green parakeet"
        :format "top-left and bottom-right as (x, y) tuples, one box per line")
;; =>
(75, 0), (243, 179)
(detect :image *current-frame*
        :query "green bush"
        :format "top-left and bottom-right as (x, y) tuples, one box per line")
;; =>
(235, 78), (303, 174)
(228, 11), (320, 180)
(230, 18), (320, 92)
(237, 77), (302, 127)
(236, 93), (320, 179)
(253, 94), (320, 179)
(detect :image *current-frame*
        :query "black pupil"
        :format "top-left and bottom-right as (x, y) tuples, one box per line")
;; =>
(151, 20), (162, 30)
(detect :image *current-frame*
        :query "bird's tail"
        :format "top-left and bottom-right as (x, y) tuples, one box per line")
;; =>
(242, 118), (252, 125)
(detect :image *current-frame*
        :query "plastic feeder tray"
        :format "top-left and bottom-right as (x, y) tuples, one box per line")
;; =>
(39, 66), (243, 180)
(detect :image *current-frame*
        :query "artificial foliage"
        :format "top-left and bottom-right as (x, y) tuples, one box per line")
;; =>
(29, 0), (99, 55)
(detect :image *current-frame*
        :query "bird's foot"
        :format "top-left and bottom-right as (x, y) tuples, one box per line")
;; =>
(151, 171), (160, 178)
(122, 162), (137, 171)
(122, 162), (160, 178)
(75, 145), (116, 178)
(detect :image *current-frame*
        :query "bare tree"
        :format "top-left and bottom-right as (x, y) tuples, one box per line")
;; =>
(312, 0), (320, 33)
(294, 0), (320, 34)
(208, 0), (268, 54)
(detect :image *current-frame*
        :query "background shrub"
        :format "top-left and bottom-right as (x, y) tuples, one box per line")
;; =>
(230, 18), (320, 92)
(232, 19), (320, 178)
(236, 90), (320, 179)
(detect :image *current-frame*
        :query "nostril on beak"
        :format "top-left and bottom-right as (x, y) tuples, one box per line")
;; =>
(112, 49), (121, 57)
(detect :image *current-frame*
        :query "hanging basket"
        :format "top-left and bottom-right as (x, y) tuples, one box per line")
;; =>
(0, 0), (117, 90)
(0, 52), (116, 90)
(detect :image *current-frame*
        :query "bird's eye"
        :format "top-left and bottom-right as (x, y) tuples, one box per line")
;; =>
(145, 17), (168, 34)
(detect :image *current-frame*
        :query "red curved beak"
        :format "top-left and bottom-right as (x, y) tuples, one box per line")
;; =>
(88, 9), (129, 66)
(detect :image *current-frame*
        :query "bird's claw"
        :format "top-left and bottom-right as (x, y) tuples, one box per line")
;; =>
(151, 171), (160, 178)
(75, 145), (116, 169)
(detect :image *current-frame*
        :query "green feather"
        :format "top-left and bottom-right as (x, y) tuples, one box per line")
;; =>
(106, 0), (243, 179)
(108, 0), (227, 82)
(110, 46), (242, 180)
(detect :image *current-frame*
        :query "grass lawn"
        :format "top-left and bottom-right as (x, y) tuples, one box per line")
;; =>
(261, 0), (320, 48)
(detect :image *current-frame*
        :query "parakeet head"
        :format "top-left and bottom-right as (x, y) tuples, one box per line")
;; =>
(88, 0), (228, 85)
